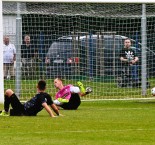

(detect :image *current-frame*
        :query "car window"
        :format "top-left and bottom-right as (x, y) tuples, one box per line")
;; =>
(46, 41), (72, 58)
(79, 37), (123, 51)
(104, 38), (123, 50)
(46, 42), (59, 57)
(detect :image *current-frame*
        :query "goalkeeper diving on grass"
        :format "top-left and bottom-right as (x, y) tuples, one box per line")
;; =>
(0, 80), (60, 117)
(53, 78), (92, 110)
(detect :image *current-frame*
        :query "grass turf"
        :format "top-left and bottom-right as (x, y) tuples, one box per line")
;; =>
(0, 100), (155, 145)
(4, 79), (154, 100)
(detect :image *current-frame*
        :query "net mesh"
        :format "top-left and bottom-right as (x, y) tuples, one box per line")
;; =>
(2, 2), (155, 100)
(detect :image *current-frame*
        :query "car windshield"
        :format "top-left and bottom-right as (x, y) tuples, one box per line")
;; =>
(103, 38), (123, 50)
(80, 37), (123, 50)
(46, 41), (72, 58)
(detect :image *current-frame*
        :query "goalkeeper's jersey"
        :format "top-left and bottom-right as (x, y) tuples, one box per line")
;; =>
(24, 92), (53, 115)
(55, 84), (73, 100)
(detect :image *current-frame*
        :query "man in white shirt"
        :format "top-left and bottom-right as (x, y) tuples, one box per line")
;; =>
(3, 36), (16, 80)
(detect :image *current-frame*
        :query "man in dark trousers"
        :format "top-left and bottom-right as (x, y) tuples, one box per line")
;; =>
(119, 38), (139, 87)
(21, 35), (38, 79)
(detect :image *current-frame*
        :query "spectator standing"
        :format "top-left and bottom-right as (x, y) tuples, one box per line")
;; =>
(3, 36), (16, 80)
(119, 38), (139, 87)
(21, 35), (38, 79)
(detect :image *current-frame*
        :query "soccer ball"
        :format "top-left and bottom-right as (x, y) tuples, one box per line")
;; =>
(151, 87), (155, 96)
(86, 87), (92, 94)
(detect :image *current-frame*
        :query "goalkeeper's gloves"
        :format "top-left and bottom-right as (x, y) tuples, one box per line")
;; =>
(58, 98), (69, 103)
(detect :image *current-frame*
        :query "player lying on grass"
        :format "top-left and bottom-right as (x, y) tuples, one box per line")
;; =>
(0, 80), (60, 117)
(53, 78), (92, 110)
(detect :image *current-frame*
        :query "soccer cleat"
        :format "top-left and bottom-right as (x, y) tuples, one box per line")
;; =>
(0, 110), (9, 116)
(77, 81), (86, 94)
(86, 87), (92, 94)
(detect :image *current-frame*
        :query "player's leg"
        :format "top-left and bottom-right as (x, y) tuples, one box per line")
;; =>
(77, 81), (92, 96)
(0, 96), (10, 116)
(70, 86), (80, 93)
(0, 89), (14, 116)
(9, 93), (25, 115)
(55, 94), (81, 110)
(0, 89), (24, 116)
(77, 81), (86, 93)
(66, 93), (81, 110)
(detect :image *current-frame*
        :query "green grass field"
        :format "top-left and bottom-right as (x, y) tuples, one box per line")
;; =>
(0, 100), (155, 145)
(4, 78), (154, 100)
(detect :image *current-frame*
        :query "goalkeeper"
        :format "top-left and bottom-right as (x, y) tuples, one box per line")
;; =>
(0, 80), (60, 117)
(53, 78), (92, 110)
(119, 38), (139, 87)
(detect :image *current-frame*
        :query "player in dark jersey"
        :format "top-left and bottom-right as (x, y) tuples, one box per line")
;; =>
(0, 80), (60, 117)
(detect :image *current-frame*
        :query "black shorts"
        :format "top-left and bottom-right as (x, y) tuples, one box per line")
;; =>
(9, 94), (25, 116)
(61, 93), (81, 110)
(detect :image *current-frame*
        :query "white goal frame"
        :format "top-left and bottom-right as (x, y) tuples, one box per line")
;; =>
(2, 0), (155, 3)
(0, 0), (153, 103)
(0, 0), (4, 103)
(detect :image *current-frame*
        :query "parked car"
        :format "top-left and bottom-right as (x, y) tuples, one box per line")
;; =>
(45, 34), (155, 79)
(46, 40), (78, 78)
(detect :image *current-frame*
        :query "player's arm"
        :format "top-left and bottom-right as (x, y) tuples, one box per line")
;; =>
(50, 103), (60, 116)
(54, 92), (70, 105)
(42, 102), (56, 117)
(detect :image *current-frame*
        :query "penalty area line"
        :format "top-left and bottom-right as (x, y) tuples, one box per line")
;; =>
(50, 128), (155, 133)
(3, 128), (155, 135)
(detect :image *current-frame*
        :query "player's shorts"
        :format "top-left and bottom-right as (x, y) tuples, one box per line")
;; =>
(61, 93), (81, 110)
(9, 94), (26, 116)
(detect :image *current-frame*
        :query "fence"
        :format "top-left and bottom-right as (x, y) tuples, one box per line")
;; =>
(1, 2), (155, 101)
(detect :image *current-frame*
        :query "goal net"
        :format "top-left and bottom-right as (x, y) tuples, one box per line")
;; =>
(2, 1), (155, 101)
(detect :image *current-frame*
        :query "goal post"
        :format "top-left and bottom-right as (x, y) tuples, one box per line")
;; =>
(1, 1), (155, 101)
(0, 0), (4, 103)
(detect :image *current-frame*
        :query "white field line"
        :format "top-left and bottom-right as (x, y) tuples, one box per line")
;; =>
(81, 97), (155, 101)
(2, 128), (155, 135)
(51, 128), (155, 133)
(20, 97), (155, 103)
(82, 107), (155, 110)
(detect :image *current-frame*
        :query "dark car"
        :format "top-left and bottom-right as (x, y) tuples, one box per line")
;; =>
(46, 34), (155, 79)
(46, 40), (79, 78)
